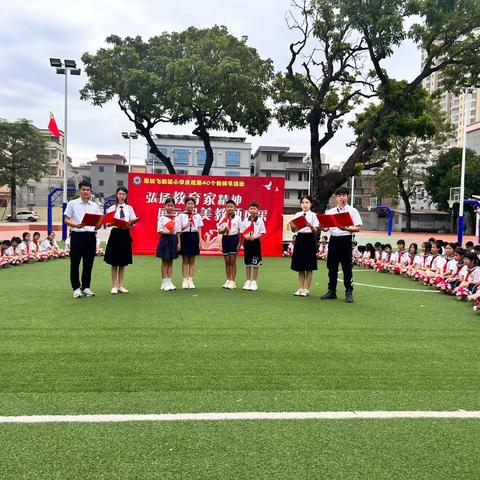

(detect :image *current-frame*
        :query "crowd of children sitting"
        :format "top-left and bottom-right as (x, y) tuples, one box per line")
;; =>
(353, 238), (480, 313)
(0, 230), (105, 268)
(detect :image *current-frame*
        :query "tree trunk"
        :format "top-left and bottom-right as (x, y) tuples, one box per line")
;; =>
(136, 124), (176, 174)
(193, 123), (214, 176)
(10, 175), (18, 222)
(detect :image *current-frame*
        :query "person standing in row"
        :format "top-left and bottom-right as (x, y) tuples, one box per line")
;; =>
(217, 199), (242, 289)
(178, 197), (203, 289)
(290, 195), (319, 297)
(321, 186), (363, 303)
(64, 180), (101, 298)
(241, 201), (266, 291)
(156, 196), (180, 291)
(104, 187), (136, 294)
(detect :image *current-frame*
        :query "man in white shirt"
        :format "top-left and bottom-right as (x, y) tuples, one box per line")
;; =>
(321, 186), (363, 303)
(64, 181), (101, 298)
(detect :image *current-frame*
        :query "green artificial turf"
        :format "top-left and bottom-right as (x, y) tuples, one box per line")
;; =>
(1, 256), (480, 479)
(1, 420), (480, 479)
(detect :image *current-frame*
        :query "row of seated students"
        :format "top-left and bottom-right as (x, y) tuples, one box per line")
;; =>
(353, 238), (480, 313)
(0, 231), (105, 268)
(284, 235), (329, 260)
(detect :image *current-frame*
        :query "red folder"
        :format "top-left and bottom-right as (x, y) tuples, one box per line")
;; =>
(101, 211), (115, 225)
(81, 213), (103, 227)
(317, 212), (353, 228)
(165, 219), (175, 232)
(112, 217), (141, 230)
(290, 215), (308, 230)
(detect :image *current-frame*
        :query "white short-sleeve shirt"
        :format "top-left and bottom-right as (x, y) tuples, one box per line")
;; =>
(157, 214), (179, 234)
(292, 210), (319, 234)
(18, 241), (35, 255)
(466, 266), (480, 282)
(325, 204), (363, 237)
(217, 214), (242, 236)
(5, 245), (20, 256)
(241, 216), (266, 237)
(40, 239), (58, 252)
(64, 197), (101, 232)
(430, 255), (447, 271)
(177, 212), (204, 232)
(107, 204), (136, 226)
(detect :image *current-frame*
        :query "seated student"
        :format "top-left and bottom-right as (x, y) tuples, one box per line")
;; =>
(465, 241), (474, 253)
(441, 247), (466, 293)
(390, 240), (408, 274)
(1, 240), (11, 267)
(316, 236), (329, 260)
(474, 244), (480, 261)
(376, 244), (392, 272)
(412, 241), (433, 281)
(423, 240), (447, 284)
(374, 242), (383, 260)
(354, 245), (366, 264)
(40, 231), (61, 257)
(432, 242), (456, 288)
(5, 237), (23, 265)
(404, 243), (422, 276)
(19, 232), (36, 260)
(454, 252), (480, 299)
(284, 235), (296, 257)
(32, 232), (41, 254)
(361, 243), (376, 268)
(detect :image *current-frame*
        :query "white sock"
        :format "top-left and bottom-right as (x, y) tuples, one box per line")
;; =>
(188, 276), (193, 282)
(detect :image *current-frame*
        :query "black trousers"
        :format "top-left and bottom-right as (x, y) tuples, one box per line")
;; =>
(327, 235), (353, 293)
(70, 231), (96, 290)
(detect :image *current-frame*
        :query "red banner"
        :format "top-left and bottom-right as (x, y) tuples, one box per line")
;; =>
(128, 173), (285, 256)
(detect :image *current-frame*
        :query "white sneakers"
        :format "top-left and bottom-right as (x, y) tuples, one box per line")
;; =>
(223, 280), (236, 289)
(162, 279), (176, 291)
(82, 288), (95, 297)
(111, 287), (118, 295)
(118, 287), (129, 293)
(73, 288), (84, 299)
(182, 278), (189, 289)
(182, 278), (195, 289)
(242, 280), (258, 291)
(294, 289), (310, 297)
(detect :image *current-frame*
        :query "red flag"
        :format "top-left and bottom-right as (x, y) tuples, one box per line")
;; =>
(48, 113), (60, 138)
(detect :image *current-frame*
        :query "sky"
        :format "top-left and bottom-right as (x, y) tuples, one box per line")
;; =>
(0, 0), (421, 168)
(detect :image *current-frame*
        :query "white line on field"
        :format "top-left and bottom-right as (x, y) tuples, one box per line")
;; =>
(1, 411), (480, 424)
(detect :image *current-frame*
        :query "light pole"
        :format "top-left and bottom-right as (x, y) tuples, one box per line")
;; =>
(458, 88), (473, 244)
(121, 132), (138, 172)
(49, 58), (81, 240)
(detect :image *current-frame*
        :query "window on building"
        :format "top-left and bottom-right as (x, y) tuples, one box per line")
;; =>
(353, 197), (363, 208)
(196, 150), (206, 165)
(226, 170), (240, 176)
(266, 172), (272, 177)
(117, 180), (124, 187)
(28, 187), (35, 194)
(284, 191), (290, 199)
(226, 151), (241, 167)
(266, 153), (272, 162)
(174, 149), (189, 165)
(158, 147), (168, 156)
(197, 170), (204, 175)
(99, 180), (104, 186)
(176, 169), (188, 175)
(50, 166), (58, 176)
(285, 172), (291, 181)
(99, 166), (104, 173)
(50, 149), (58, 159)
(297, 189), (308, 199)
(299, 171), (310, 182)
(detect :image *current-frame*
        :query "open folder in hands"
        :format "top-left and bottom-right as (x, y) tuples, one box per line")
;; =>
(289, 215), (308, 230)
(81, 213), (103, 227)
(316, 212), (353, 228)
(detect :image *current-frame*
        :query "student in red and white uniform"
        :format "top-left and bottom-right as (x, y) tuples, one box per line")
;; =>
(454, 252), (480, 299)
(432, 242), (456, 288)
(316, 236), (329, 260)
(284, 236), (296, 257)
(405, 243), (422, 276)
(290, 195), (319, 297)
(40, 231), (60, 254)
(390, 240), (408, 274)
(5, 237), (23, 265)
(423, 240), (447, 284)
(217, 199), (242, 289)
(378, 243), (393, 272)
(104, 187), (137, 294)
(177, 197), (203, 289)
(19, 232), (36, 260)
(32, 232), (41, 254)
(156, 196), (180, 291)
(240, 201), (266, 291)
(442, 247), (466, 293)
(412, 241), (434, 281)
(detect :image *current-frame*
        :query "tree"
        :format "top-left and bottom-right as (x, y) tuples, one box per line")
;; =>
(425, 147), (480, 211)
(0, 119), (49, 221)
(81, 26), (273, 175)
(278, 0), (480, 210)
(366, 96), (450, 230)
